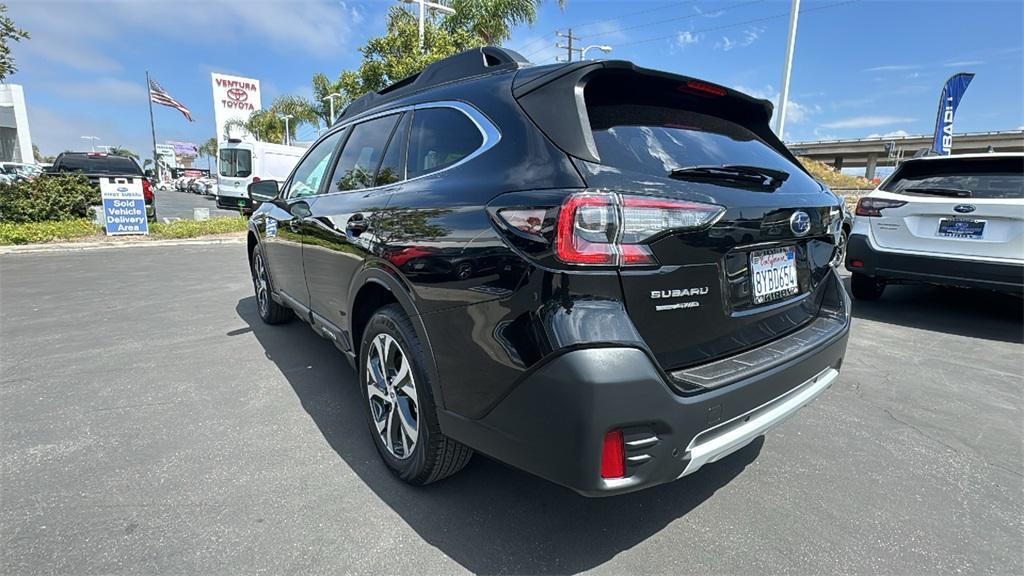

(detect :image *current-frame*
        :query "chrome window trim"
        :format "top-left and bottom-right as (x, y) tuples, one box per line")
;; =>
(309, 100), (500, 200)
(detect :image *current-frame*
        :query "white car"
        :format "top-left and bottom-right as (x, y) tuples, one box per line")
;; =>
(845, 153), (1023, 299)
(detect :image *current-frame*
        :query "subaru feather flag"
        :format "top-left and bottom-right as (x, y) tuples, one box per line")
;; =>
(932, 73), (975, 155)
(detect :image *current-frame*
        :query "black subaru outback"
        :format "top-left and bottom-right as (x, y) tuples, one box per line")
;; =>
(245, 47), (850, 496)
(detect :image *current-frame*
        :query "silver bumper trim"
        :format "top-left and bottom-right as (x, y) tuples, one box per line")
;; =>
(679, 367), (838, 478)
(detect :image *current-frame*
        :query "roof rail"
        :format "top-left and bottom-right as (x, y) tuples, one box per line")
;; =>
(339, 46), (527, 121)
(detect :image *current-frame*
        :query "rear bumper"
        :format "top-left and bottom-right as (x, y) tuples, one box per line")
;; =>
(215, 195), (249, 211)
(439, 273), (851, 497)
(846, 233), (1024, 294)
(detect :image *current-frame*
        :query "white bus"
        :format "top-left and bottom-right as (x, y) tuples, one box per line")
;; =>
(216, 140), (306, 211)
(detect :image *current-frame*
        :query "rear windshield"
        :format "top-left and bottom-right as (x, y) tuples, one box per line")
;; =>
(56, 155), (142, 175)
(219, 148), (252, 178)
(882, 156), (1023, 199)
(587, 105), (818, 192)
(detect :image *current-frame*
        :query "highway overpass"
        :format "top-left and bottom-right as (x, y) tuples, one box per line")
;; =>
(788, 130), (1024, 179)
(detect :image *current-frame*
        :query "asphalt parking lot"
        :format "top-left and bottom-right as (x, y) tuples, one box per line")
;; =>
(1, 243), (1021, 575)
(153, 189), (238, 221)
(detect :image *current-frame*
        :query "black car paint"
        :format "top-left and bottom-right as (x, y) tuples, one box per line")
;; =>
(247, 54), (848, 494)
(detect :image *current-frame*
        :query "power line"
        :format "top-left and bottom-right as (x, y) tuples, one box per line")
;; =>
(583, 0), (766, 41)
(570, 1), (693, 32)
(615, 0), (858, 49)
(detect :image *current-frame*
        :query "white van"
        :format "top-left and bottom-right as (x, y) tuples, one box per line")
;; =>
(216, 140), (306, 211)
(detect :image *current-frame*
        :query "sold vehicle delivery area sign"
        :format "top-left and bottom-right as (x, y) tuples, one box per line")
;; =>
(99, 178), (149, 235)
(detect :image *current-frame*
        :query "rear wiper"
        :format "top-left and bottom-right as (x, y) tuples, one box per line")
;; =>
(902, 186), (972, 198)
(668, 164), (790, 189)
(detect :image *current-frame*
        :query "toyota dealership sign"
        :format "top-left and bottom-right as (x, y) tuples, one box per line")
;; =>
(211, 72), (262, 141)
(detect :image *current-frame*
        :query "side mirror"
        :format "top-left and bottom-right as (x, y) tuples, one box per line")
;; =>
(248, 179), (279, 203)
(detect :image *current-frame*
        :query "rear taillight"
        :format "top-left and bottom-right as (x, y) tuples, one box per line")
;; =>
(600, 430), (625, 479)
(141, 178), (153, 202)
(855, 197), (905, 217)
(554, 191), (723, 267)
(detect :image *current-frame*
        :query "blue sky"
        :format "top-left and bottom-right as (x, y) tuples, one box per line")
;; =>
(9, 0), (1023, 161)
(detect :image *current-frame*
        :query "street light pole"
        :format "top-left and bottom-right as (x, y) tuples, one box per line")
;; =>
(401, 0), (456, 52)
(775, 0), (800, 140)
(580, 44), (613, 60)
(279, 114), (294, 146)
(323, 93), (342, 127)
(80, 136), (100, 152)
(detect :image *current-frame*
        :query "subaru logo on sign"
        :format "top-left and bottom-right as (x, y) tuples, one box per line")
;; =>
(789, 210), (811, 237)
(953, 204), (976, 214)
(116, 186), (128, 192)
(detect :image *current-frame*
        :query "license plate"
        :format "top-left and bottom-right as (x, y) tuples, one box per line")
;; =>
(937, 218), (984, 239)
(750, 246), (799, 304)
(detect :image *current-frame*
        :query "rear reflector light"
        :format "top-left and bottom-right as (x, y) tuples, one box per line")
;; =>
(855, 197), (906, 217)
(555, 191), (723, 266)
(850, 260), (864, 268)
(600, 430), (625, 479)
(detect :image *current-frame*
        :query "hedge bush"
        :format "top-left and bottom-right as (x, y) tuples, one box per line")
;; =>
(0, 175), (100, 223)
(149, 217), (248, 239)
(0, 219), (100, 245)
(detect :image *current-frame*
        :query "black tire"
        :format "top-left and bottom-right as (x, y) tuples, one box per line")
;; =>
(851, 272), (886, 301)
(359, 304), (472, 485)
(251, 244), (293, 324)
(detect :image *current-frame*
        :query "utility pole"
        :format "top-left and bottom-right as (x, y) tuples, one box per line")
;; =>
(775, 0), (800, 139)
(556, 29), (579, 62)
(401, 0), (456, 53)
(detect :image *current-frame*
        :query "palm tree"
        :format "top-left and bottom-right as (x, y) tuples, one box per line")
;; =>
(107, 146), (138, 159)
(197, 137), (218, 172)
(224, 95), (319, 144)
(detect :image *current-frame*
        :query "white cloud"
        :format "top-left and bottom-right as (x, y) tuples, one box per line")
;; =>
(675, 31), (701, 49)
(715, 27), (762, 51)
(11, 0), (357, 73)
(694, 5), (724, 18)
(866, 130), (911, 138)
(943, 59), (984, 68)
(822, 116), (916, 129)
(864, 64), (920, 72)
(734, 84), (820, 125)
(47, 78), (149, 103)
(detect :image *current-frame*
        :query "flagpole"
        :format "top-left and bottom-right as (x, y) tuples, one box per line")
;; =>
(146, 71), (159, 181)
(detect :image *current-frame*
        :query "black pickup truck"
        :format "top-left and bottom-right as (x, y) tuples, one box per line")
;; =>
(47, 152), (156, 221)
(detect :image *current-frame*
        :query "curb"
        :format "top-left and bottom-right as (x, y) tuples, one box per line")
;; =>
(0, 235), (246, 255)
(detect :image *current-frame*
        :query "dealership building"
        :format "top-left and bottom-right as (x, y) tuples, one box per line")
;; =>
(0, 84), (33, 163)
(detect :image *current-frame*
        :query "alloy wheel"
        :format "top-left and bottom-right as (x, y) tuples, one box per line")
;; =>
(366, 333), (419, 459)
(254, 253), (269, 317)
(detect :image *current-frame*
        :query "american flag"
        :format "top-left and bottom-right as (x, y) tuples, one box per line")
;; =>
(149, 78), (193, 122)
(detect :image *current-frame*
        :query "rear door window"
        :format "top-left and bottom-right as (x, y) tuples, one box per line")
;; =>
(57, 155), (143, 175)
(882, 156), (1024, 199)
(328, 114), (401, 193)
(219, 149), (252, 178)
(407, 108), (482, 179)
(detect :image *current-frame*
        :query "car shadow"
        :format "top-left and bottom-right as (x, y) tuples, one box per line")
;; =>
(843, 276), (1024, 343)
(235, 297), (763, 574)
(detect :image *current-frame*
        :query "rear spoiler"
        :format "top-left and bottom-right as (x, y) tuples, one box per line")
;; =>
(512, 60), (810, 176)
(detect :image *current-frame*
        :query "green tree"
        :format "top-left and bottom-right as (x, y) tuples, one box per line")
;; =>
(197, 137), (218, 172)
(0, 4), (29, 82)
(107, 146), (138, 159)
(314, 0), (561, 117)
(224, 95), (319, 144)
(32, 143), (42, 163)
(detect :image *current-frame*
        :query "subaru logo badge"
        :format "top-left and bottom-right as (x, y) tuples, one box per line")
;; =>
(789, 210), (811, 237)
(953, 204), (976, 214)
